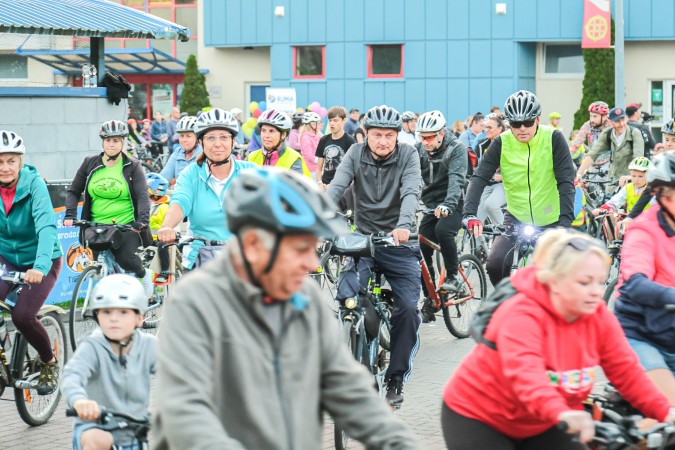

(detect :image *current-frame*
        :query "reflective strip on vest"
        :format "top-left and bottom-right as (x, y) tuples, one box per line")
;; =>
(625, 182), (651, 213)
(500, 126), (560, 226)
(248, 147), (311, 177)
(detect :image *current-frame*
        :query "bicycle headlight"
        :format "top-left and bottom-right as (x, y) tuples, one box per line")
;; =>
(522, 225), (535, 236)
(344, 297), (358, 310)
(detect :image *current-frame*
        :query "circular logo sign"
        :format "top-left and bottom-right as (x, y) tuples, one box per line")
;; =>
(65, 242), (94, 273)
(585, 15), (609, 41)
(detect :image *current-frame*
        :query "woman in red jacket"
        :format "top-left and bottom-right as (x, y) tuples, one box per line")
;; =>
(442, 229), (675, 449)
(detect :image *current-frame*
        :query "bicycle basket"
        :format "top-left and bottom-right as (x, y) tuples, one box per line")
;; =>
(194, 245), (224, 268)
(330, 234), (374, 258)
(82, 225), (123, 251)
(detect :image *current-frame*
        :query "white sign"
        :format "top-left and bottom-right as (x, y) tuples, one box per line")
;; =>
(266, 88), (297, 115)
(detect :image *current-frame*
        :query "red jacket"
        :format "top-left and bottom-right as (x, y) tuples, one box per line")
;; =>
(443, 266), (670, 439)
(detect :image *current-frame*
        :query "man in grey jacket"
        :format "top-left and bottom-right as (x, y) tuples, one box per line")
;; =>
(153, 168), (418, 450)
(327, 105), (422, 409)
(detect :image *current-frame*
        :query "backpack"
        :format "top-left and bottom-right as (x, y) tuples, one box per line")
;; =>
(103, 71), (131, 106)
(469, 277), (519, 350)
(605, 123), (640, 148)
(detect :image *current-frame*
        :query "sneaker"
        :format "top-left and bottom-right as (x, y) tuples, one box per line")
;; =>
(420, 298), (439, 323)
(140, 268), (154, 299)
(36, 360), (58, 395)
(154, 271), (172, 285)
(437, 275), (464, 294)
(385, 376), (404, 409)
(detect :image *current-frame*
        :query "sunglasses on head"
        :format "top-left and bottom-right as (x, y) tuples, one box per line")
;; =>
(558, 237), (606, 258)
(510, 119), (536, 129)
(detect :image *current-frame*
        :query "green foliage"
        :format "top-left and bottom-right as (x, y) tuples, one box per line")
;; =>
(180, 54), (210, 116)
(573, 19), (616, 130)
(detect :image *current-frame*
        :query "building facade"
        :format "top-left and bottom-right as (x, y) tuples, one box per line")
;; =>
(200, 0), (675, 136)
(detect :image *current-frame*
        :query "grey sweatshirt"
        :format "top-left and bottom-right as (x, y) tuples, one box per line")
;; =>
(61, 328), (156, 442)
(327, 142), (421, 234)
(152, 249), (419, 450)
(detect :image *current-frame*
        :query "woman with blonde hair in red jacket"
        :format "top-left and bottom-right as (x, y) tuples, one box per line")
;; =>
(441, 228), (675, 449)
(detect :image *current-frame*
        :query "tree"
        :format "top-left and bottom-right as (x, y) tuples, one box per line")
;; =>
(573, 19), (616, 130)
(180, 54), (210, 116)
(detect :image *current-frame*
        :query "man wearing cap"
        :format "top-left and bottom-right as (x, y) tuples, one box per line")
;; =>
(626, 102), (655, 157)
(576, 106), (645, 185)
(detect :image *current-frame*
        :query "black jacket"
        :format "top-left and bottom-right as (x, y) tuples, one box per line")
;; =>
(628, 120), (656, 156)
(65, 152), (152, 245)
(416, 128), (468, 214)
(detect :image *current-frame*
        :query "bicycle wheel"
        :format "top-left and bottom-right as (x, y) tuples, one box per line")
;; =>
(442, 254), (487, 339)
(69, 266), (101, 352)
(334, 321), (359, 450)
(603, 277), (618, 311)
(14, 311), (67, 426)
(143, 270), (180, 330)
(141, 162), (158, 174)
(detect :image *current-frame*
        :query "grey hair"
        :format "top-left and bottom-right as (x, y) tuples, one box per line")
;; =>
(238, 225), (276, 250)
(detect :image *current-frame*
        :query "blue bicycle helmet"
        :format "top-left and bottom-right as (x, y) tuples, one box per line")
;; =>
(146, 173), (169, 196)
(226, 167), (348, 238)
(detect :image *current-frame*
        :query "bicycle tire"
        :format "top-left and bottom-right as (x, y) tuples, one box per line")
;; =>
(603, 277), (618, 311)
(14, 311), (67, 426)
(334, 321), (359, 450)
(442, 254), (487, 339)
(141, 162), (158, 174)
(69, 266), (101, 352)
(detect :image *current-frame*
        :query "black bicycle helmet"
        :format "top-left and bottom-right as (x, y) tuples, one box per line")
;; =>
(662, 119), (675, 136)
(226, 167), (348, 238)
(503, 90), (542, 122)
(363, 105), (402, 131)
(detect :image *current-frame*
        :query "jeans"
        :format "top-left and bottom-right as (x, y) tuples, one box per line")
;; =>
(336, 244), (422, 381)
(627, 337), (675, 373)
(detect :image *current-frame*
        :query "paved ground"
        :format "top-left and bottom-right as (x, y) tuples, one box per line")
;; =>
(0, 314), (473, 450)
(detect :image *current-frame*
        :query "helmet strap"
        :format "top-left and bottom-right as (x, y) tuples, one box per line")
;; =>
(0, 178), (18, 188)
(263, 233), (283, 274)
(102, 329), (134, 369)
(105, 150), (122, 162)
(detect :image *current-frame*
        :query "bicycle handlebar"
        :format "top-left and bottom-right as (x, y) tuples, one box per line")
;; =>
(66, 406), (149, 426)
(0, 270), (25, 283)
(163, 232), (225, 248)
(71, 220), (134, 232)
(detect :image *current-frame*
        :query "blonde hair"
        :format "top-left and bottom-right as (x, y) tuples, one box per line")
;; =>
(533, 229), (609, 283)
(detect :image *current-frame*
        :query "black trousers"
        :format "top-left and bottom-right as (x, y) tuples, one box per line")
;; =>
(96, 230), (145, 278)
(419, 209), (462, 280)
(441, 403), (587, 450)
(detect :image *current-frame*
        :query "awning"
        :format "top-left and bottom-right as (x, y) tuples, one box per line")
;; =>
(15, 47), (202, 75)
(0, 0), (190, 42)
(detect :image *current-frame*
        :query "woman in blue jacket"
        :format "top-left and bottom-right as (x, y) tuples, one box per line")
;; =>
(157, 109), (254, 269)
(0, 131), (63, 396)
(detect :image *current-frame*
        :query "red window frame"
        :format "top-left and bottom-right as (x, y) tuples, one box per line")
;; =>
(367, 44), (404, 79)
(292, 46), (326, 79)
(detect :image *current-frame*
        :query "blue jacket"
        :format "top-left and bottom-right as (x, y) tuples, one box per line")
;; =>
(0, 165), (62, 274)
(170, 158), (255, 266)
(160, 145), (203, 181)
(151, 120), (167, 142)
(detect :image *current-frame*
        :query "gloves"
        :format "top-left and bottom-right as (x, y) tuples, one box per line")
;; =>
(463, 215), (483, 230)
(131, 222), (147, 231)
(436, 205), (450, 217)
(599, 204), (612, 212)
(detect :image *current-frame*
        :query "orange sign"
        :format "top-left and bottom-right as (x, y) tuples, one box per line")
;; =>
(582, 0), (611, 48)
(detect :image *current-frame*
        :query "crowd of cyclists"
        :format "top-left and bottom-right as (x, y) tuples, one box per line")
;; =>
(1, 85), (675, 449)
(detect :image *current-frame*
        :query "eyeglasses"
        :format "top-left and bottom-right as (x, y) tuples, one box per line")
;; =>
(510, 119), (536, 129)
(420, 134), (438, 143)
(204, 134), (233, 144)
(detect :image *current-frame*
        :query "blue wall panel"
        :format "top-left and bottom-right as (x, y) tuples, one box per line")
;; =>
(405, 79), (426, 113)
(327, 43), (345, 78)
(492, 40), (514, 77)
(426, 41), (447, 79)
(447, 79), (469, 122)
(224, 1), (241, 45)
(628, 0), (650, 38)
(292, 83), (309, 108)
(513, 0), (538, 40)
(491, 78), (515, 107)
(536, 0), (561, 39)
(343, 43), (364, 79)
(307, 83), (327, 106)
(425, 0), (447, 40)
(384, 0), (405, 42)
(270, 45), (290, 80)
(469, 79), (491, 114)
(344, 79), (365, 111)
(447, 0), (469, 40)
(307, 0), (327, 43)
(327, 0), (345, 43)
(469, 0), (492, 39)
(404, 0), (425, 41)
(241, 0), (258, 44)
(257, 0), (273, 44)
(344, 0), (364, 42)
(492, 0), (514, 39)
(425, 79), (447, 112)
(447, 40), (469, 79)
(469, 40), (491, 78)
(384, 82), (405, 111)
(364, 0), (385, 42)
(652, 0), (674, 38)
(289, 0), (308, 43)
(559, 0), (583, 39)
(326, 79), (345, 108)
(405, 41), (426, 79)
(365, 82), (385, 109)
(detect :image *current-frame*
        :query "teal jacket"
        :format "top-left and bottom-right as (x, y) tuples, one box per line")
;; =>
(0, 165), (62, 274)
(170, 158), (255, 267)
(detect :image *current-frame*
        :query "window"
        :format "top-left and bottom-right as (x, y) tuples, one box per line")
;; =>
(367, 45), (403, 78)
(543, 44), (584, 75)
(0, 55), (28, 79)
(293, 46), (325, 79)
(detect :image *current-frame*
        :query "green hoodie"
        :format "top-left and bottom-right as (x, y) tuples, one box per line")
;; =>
(0, 165), (62, 274)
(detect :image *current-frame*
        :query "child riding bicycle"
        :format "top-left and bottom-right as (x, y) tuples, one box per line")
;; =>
(146, 173), (173, 284)
(61, 274), (156, 450)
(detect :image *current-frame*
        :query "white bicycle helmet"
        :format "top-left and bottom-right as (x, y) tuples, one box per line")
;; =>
(99, 120), (129, 139)
(401, 111), (417, 122)
(257, 109), (293, 132)
(90, 274), (148, 314)
(302, 112), (322, 124)
(628, 156), (650, 172)
(503, 90), (542, 122)
(0, 130), (25, 155)
(363, 105), (402, 131)
(647, 153), (675, 188)
(194, 108), (239, 139)
(416, 111), (446, 133)
(176, 115), (198, 133)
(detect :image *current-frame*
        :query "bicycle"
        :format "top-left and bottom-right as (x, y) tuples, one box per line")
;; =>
(68, 221), (168, 351)
(418, 231), (488, 338)
(66, 406), (150, 449)
(0, 269), (68, 426)
(328, 232), (400, 449)
(482, 223), (544, 275)
(130, 142), (170, 173)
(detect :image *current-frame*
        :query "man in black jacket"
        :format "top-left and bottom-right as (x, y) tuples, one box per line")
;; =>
(415, 111), (468, 301)
(626, 102), (656, 157)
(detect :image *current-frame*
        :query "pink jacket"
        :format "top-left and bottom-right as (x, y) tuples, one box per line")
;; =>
(300, 133), (320, 172)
